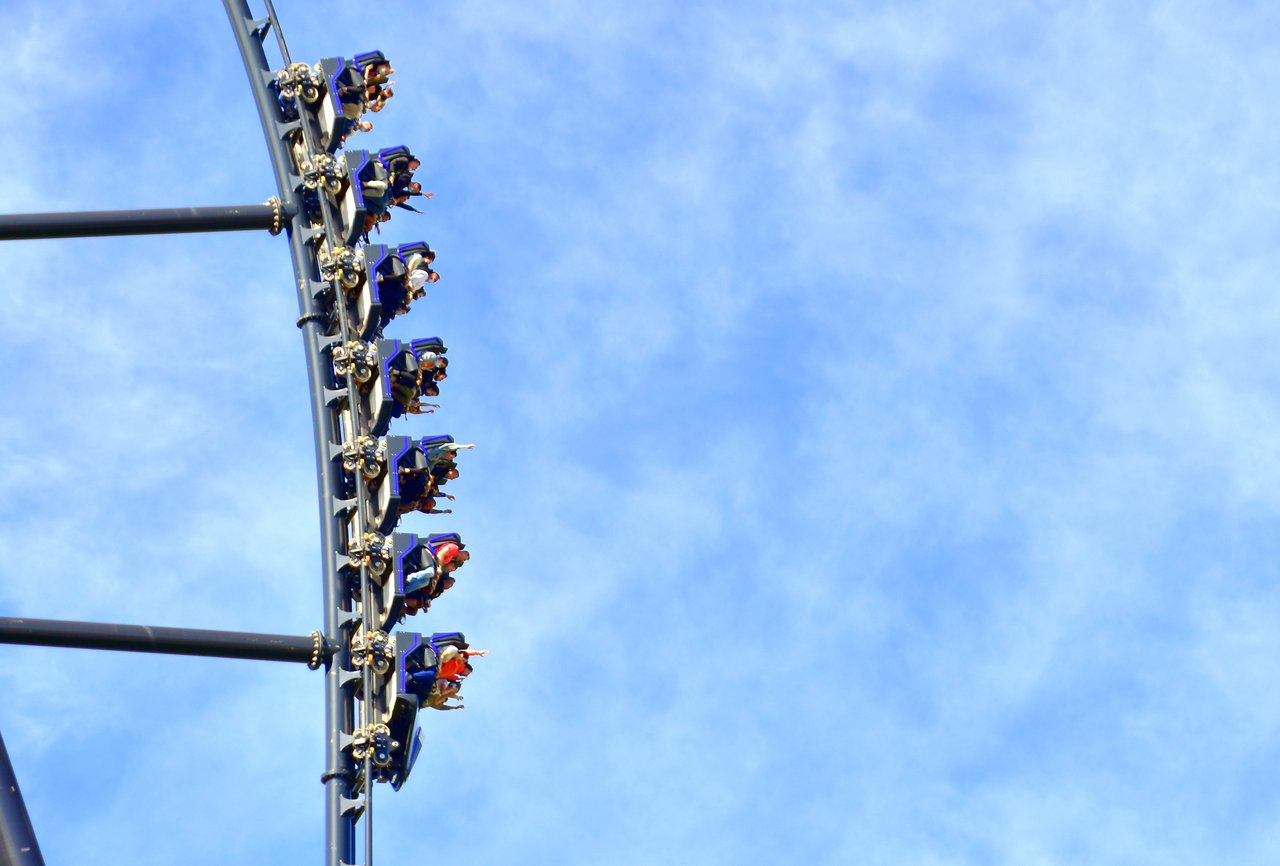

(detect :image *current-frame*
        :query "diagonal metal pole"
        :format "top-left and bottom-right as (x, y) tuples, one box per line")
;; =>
(0, 731), (44, 866)
(0, 617), (328, 665)
(0, 203), (290, 241)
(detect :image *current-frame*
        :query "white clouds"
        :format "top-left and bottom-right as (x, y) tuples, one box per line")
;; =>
(6, 0), (1280, 864)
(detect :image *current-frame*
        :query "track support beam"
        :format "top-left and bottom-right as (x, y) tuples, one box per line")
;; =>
(0, 617), (327, 666)
(0, 203), (290, 241)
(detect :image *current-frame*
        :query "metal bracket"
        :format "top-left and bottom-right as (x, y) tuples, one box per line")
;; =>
(307, 630), (325, 670)
(332, 340), (377, 383)
(350, 629), (393, 674)
(299, 151), (347, 196)
(318, 243), (365, 291)
(341, 436), (386, 480)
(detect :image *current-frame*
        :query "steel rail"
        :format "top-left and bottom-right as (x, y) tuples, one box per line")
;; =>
(224, 4), (359, 865)
(0, 731), (43, 866)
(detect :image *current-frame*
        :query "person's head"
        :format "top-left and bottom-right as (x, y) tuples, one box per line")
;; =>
(379, 212), (392, 223)
(456, 550), (470, 562)
(423, 383), (440, 397)
(446, 468), (459, 480)
(440, 575), (456, 591)
(409, 181), (422, 194)
(424, 250), (436, 264)
(408, 158), (421, 171)
(462, 662), (474, 677)
(427, 270), (441, 283)
(433, 369), (447, 382)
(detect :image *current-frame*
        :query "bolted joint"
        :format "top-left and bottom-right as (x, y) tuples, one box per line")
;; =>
(350, 628), (394, 675)
(351, 723), (398, 769)
(347, 531), (392, 578)
(317, 242), (364, 291)
(274, 61), (324, 104)
(299, 151), (346, 195)
(341, 435), (386, 481)
(331, 340), (378, 384)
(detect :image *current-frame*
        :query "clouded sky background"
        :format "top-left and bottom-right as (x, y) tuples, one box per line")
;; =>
(4, 0), (1280, 863)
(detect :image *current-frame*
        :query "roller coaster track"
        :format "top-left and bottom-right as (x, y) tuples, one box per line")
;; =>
(0, 4), (470, 865)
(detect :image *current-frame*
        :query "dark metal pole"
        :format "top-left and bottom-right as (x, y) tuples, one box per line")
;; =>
(0, 731), (44, 866)
(224, 5), (358, 866)
(0, 204), (289, 241)
(0, 617), (326, 665)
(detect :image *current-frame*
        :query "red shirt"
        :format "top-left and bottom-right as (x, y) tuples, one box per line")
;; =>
(435, 543), (460, 568)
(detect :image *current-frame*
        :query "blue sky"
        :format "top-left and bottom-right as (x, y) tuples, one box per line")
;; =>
(4, 0), (1280, 863)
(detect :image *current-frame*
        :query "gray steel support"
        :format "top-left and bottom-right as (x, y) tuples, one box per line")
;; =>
(0, 731), (43, 866)
(0, 204), (287, 241)
(224, 3), (357, 865)
(0, 617), (327, 665)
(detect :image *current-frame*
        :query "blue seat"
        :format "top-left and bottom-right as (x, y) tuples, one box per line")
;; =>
(410, 337), (447, 371)
(427, 532), (463, 549)
(378, 145), (414, 175)
(353, 49), (388, 69)
(397, 241), (433, 262)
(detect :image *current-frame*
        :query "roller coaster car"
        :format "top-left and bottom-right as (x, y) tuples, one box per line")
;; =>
(378, 631), (468, 789)
(394, 533), (437, 601)
(345, 245), (393, 338)
(324, 150), (382, 246)
(350, 530), (421, 631)
(403, 631), (470, 701)
(360, 340), (422, 435)
(314, 56), (368, 152)
(363, 435), (429, 534)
